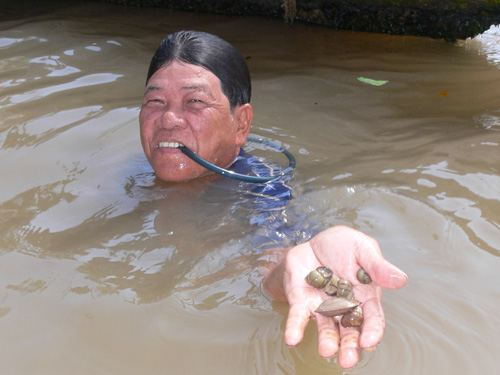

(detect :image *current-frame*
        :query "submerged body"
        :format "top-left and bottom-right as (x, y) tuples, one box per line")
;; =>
(137, 30), (407, 369)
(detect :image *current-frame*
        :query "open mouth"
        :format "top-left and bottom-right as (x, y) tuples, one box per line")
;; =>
(156, 141), (185, 149)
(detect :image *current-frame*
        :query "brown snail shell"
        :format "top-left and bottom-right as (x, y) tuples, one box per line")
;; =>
(323, 280), (338, 296)
(341, 306), (364, 328)
(356, 268), (372, 284)
(305, 269), (329, 289)
(315, 297), (360, 317)
(315, 266), (333, 280)
(336, 278), (353, 298)
(329, 274), (340, 288)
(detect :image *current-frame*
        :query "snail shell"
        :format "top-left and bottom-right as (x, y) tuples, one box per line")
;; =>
(316, 266), (333, 280)
(305, 269), (329, 289)
(329, 274), (340, 288)
(337, 278), (353, 298)
(323, 280), (338, 296)
(356, 268), (372, 284)
(315, 297), (360, 317)
(341, 306), (364, 328)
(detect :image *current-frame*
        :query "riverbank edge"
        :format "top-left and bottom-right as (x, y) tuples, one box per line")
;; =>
(95, 0), (500, 40)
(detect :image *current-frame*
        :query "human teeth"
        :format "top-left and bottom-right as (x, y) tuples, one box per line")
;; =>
(157, 141), (184, 148)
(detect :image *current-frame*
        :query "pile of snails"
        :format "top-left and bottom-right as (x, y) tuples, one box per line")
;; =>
(305, 266), (372, 328)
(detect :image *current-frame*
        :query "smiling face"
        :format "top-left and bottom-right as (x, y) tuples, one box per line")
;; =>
(139, 61), (252, 182)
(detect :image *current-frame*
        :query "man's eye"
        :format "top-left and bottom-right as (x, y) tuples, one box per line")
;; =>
(186, 98), (206, 109)
(145, 99), (164, 106)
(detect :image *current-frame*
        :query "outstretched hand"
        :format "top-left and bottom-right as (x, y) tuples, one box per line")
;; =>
(262, 225), (407, 369)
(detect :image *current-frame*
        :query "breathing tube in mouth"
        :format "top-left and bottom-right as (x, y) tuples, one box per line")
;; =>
(179, 137), (296, 183)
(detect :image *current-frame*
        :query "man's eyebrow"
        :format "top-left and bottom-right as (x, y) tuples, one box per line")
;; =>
(181, 85), (210, 92)
(144, 85), (161, 94)
(181, 85), (216, 98)
(143, 84), (216, 98)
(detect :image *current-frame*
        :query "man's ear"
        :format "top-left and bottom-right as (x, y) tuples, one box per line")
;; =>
(234, 103), (253, 147)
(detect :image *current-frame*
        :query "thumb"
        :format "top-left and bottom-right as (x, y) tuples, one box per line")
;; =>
(366, 260), (408, 290)
(354, 232), (408, 290)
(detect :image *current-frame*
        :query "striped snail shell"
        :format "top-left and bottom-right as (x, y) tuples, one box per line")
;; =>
(341, 306), (364, 328)
(356, 268), (372, 284)
(305, 269), (329, 289)
(323, 280), (338, 296)
(337, 278), (353, 298)
(315, 266), (333, 280)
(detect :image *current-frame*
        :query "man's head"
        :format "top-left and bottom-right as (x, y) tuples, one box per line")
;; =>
(140, 31), (253, 182)
(146, 30), (251, 111)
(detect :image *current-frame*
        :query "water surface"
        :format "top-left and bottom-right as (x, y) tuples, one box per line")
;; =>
(1, 2), (500, 374)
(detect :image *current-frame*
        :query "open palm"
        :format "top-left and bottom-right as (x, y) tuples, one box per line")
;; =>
(282, 226), (407, 369)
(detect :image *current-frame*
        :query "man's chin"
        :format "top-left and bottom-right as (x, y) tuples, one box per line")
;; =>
(152, 166), (213, 183)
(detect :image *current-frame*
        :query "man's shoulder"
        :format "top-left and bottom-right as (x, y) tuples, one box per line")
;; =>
(232, 149), (293, 207)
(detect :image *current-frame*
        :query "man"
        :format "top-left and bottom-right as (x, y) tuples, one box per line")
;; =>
(140, 30), (252, 183)
(140, 30), (407, 369)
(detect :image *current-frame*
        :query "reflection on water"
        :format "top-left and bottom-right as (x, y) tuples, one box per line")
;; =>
(1, 1), (500, 374)
(465, 24), (500, 67)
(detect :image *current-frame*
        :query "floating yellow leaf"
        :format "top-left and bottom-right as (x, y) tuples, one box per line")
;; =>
(439, 91), (449, 97)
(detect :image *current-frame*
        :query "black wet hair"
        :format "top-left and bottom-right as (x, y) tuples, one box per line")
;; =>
(146, 30), (251, 111)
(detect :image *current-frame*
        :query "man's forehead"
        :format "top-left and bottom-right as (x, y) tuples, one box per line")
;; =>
(144, 61), (225, 101)
(143, 83), (218, 99)
(144, 83), (210, 92)
(146, 73), (219, 94)
(148, 62), (217, 83)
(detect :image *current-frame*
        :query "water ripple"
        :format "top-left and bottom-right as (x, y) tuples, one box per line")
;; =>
(4, 73), (122, 106)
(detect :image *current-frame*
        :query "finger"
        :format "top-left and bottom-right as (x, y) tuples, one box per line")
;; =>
(284, 303), (311, 347)
(359, 287), (386, 351)
(354, 234), (408, 289)
(315, 314), (340, 358)
(337, 326), (361, 369)
(368, 261), (407, 290)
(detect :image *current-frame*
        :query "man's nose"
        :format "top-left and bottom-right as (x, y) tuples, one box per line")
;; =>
(158, 107), (186, 129)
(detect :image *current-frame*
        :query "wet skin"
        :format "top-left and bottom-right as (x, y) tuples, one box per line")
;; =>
(261, 226), (408, 369)
(139, 61), (252, 182)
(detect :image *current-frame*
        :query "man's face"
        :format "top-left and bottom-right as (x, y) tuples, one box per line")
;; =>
(139, 61), (251, 182)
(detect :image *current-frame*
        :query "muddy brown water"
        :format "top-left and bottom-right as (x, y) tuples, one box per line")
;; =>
(1, 1), (500, 374)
